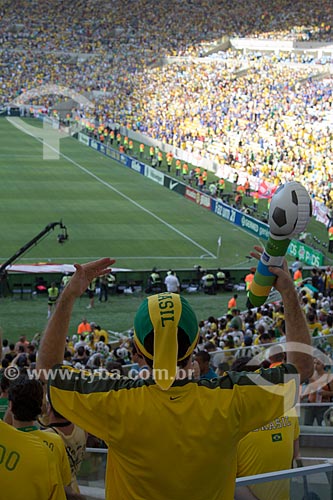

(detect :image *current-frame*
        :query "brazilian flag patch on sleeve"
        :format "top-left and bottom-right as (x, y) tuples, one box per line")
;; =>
(272, 433), (282, 442)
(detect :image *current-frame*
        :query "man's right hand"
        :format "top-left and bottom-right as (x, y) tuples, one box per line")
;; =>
(250, 245), (293, 298)
(65, 258), (115, 298)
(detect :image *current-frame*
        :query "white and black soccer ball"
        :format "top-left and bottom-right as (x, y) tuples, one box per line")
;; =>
(115, 347), (128, 360)
(269, 182), (312, 239)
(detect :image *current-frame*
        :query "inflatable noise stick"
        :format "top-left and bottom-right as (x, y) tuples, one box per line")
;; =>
(247, 237), (290, 307)
(247, 181), (312, 308)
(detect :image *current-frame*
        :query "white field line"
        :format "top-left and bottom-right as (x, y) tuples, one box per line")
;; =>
(7, 118), (216, 258)
(0, 154), (43, 158)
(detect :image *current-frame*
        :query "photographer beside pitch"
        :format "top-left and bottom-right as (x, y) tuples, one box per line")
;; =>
(37, 253), (312, 500)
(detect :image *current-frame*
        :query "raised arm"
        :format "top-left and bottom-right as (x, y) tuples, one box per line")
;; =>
(251, 246), (312, 382)
(37, 258), (115, 375)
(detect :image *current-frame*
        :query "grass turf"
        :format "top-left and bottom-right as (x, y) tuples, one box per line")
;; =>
(1, 290), (249, 344)
(0, 117), (260, 268)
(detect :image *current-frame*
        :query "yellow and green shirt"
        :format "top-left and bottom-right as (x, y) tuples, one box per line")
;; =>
(48, 363), (299, 500)
(30, 429), (71, 487)
(237, 409), (300, 499)
(0, 420), (66, 500)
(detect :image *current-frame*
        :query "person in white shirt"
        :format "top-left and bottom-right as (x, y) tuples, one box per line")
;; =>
(164, 271), (180, 293)
(74, 335), (88, 352)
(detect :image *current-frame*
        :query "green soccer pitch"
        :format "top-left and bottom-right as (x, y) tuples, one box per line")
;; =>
(0, 117), (261, 270)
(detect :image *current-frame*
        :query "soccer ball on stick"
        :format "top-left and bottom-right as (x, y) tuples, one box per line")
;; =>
(268, 182), (312, 240)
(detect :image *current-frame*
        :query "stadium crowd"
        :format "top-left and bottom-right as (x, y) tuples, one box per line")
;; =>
(0, 0), (333, 207)
(2, 264), (333, 424)
(0, 0), (332, 54)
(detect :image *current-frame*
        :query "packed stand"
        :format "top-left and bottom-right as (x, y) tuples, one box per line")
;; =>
(1, 1), (333, 205)
(2, 264), (333, 431)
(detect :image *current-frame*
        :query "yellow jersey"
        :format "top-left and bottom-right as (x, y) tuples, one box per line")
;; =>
(237, 410), (300, 499)
(49, 363), (299, 500)
(30, 428), (71, 487)
(0, 420), (66, 500)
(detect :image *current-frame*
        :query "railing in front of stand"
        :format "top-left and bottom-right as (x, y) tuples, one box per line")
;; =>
(77, 449), (333, 500)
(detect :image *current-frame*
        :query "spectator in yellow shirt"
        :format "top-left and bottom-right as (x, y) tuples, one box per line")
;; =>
(8, 375), (71, 491)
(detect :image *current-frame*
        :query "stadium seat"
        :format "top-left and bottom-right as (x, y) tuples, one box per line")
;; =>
(11, 282), (23, 298)
(132, 280), (143, 293)
(151, 284), (164, 293)
(11, 281), (33, 299)
(180, 279), (190, 291)
(186, 279), (200, 293)
(116, 281), (130, 294)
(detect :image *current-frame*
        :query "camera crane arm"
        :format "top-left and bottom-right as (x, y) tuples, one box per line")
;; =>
(0, 221), (68, 280)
